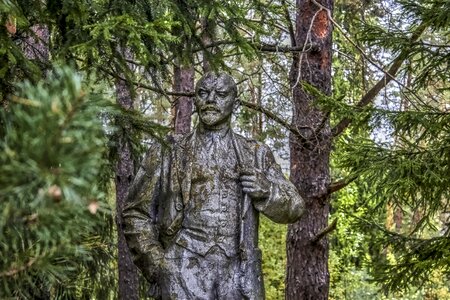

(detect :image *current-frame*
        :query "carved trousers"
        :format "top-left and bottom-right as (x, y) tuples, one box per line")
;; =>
(160, 244), (243, 300)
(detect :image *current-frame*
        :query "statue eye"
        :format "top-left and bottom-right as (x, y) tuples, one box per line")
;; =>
(198, 90), (208, 98)
(216, 91), (228, 97)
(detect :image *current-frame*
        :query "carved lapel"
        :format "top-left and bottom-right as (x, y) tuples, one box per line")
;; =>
(179, 131), (195, 205)
(232, 132), (255, 168)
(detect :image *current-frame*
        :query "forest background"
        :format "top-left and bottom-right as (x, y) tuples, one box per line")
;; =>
(0, 0), (449, 299)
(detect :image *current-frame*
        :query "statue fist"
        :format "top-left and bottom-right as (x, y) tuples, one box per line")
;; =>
(239, 168), (270, 199)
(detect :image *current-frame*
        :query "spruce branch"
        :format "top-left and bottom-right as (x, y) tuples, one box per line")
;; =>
(332, 24), (427, 136)
(308, 0), (428, 137)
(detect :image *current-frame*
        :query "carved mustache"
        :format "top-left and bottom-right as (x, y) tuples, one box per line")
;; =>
(200, 105), (221, 113)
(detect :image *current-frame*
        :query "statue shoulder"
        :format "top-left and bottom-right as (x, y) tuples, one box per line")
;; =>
(139, 132), (193, 173)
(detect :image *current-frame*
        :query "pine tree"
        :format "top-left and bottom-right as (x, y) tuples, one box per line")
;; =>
(114, 47), (140, 300)
(0, 67), (116, 299)
(286, 0), (334, 298)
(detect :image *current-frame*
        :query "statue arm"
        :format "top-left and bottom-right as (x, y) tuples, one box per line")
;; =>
(122, 143), (166, 282)
(252, 146), (305, 224)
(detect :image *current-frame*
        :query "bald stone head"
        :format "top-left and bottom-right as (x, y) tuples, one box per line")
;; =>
(194, 72), (238, 129)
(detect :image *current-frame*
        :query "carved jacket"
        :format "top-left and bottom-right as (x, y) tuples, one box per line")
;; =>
(122, 129), (304, 299)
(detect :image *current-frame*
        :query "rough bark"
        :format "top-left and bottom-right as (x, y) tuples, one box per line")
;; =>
(115, 77), (140, 300)
(22, 24), (49, 62)
(286, 0), (333, 299)
(201, 18), (216, 73)
(173, 65), (194, 134)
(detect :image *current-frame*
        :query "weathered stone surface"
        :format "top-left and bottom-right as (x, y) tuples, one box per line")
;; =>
(123, 73), (305, 299)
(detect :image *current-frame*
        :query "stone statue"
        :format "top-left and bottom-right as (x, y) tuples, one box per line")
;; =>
(122, 73), (305, 299)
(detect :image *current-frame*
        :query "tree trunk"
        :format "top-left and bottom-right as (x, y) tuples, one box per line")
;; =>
(173, 64), (194, 134)
(250, 70), (263, 138)
(286, 0), (333, 299)
(115, 77), (140, 300)
(201, 18), (216, 73)
(22, 24), (49, 62)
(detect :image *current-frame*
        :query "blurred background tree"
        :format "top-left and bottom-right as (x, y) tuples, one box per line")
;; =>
(0, 67), (116, 299)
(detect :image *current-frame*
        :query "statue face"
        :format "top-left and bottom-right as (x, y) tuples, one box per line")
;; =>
(195, 73), (237, 128)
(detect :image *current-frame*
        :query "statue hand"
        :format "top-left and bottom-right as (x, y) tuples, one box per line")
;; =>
(155, 252), (167, 275)
(239, 168), (270, 199)
(145, 246), (166, 279)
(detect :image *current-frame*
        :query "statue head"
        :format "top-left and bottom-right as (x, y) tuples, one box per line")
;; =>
(194, 72), (238, 129)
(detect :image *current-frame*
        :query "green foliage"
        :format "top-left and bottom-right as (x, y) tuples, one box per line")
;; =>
(329, 182), (379, 299)
(260, 215), (287, 300)
(334, 98), (450, 293)
(0, 67), (116, 299)
(328, 0), (450, 295)
(329, 181), (450, 299)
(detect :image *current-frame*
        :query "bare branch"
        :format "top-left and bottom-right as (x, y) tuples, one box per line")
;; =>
(281, 0), (296, 47)
(311, 218), (338, 243)
(84, 58), (309, 141)
(96, 64), (194, 97)
(314, 111), (330, 136)
(308, 0), (428, 136)
(327, 175), (358, 194)
(259, 42), (319, 53)
(292, 6), (324, 90)
(241, 100), (306, 142)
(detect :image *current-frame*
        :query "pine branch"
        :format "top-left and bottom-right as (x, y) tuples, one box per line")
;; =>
(308, 0), (428, 136)
(10, 95), (41, 107)
(329, 24), (428, 136)
(0, 257), (38, 278)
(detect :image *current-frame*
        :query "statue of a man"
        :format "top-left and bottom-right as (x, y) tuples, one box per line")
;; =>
(123, 73), (305, 299)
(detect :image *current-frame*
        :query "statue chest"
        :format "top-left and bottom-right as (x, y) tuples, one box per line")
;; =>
(184, 143), (242, 229)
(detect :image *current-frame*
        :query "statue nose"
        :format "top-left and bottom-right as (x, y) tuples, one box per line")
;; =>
(206, 91), (216, 104)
